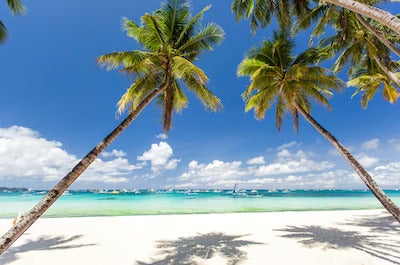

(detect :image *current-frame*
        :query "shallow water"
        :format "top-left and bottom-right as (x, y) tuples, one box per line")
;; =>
(1, 189), (399, 217)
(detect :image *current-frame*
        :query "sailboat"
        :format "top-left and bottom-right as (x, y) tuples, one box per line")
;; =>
(232, 183), (247, 197)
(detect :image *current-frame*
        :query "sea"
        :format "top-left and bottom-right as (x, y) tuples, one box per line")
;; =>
(1, 189), (400, 218)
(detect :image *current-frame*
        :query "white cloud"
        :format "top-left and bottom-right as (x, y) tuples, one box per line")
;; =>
(277, 141), (297, 150)
(101, 149), (127, 158)
(178, 159), (246, 184)
(247, 178), (275, 184)
(156, 133), (168, 140)
(254, 149), (333, 176)
(388, 139), (400, 152)
(372, 161), (400, 186)
(137, 141), (180, 172)
(0, 126), (140, 184)
(355, 153), (379, 168)
(247, 156), (265, 165)
(362, 138), (380, 150)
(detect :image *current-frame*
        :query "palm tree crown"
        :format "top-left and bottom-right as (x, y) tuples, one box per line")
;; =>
(295, 3), (400, 107)
(238, 31), (342, 131)
(98, 0), (224, 132)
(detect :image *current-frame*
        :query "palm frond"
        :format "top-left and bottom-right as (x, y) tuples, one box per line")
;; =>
(348, 73), (399, 108)
(122, 18), (141, 41)
(173, 80), (189, 112)
(231, 0), (255, 22)
(171, 56), (208, 83)
(237, 58), (265, 77)
(97, 51), (152, 71)
(0, 21), (7, 43)
(143, 13), (167, 47)
(293, 4), (328, 34)
(7, 0), (25, 14)
(292, 48), (330, 65)
(275, 94), (286, 131)
(276, 0), (291, 28)
(158, 0), (191, 44)
(183, 74), (222, 111)
(176, 5), (211, 47)
(179, 23), (224, 54)
(117, 73), (161, 114)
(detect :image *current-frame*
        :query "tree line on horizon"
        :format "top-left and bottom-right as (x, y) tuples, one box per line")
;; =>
(0, 0), (399, 255)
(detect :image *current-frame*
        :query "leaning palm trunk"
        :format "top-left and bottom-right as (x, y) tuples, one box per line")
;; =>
(354, 13), (400, 58)
(0, 84), (167, 255)
(294, 102), (400, 222)
(322, 0), (400, 36)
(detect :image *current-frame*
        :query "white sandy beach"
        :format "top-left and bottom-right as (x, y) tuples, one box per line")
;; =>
(0, 210), (399, 265)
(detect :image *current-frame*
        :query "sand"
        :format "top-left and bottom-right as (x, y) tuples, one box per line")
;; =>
(0, 209), (399, 265)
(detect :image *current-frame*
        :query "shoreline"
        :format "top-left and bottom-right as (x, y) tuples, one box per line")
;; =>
(0, 207), (387, 219)
(1, 209), (399, 264)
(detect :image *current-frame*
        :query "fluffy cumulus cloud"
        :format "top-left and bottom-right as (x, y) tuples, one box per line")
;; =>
(362, 138), (380, 150)
(101, 149), (127, 158)
(137, 141), (180, 173)
(246, 156), (265, 165)
(3, 127), (400, 189)
(0, 126), (141, 184)
(253, 149), (334, 177)
(372, 162), (400, 187)
(177, 160), (247, 188)
(355, 153), (379, 168)
(174, 148), (337, 189)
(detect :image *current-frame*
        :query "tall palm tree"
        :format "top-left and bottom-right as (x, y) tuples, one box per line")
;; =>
(237, 31), (400, 222)
(1, 0), (25, 42)
(0, 0), (224, 254)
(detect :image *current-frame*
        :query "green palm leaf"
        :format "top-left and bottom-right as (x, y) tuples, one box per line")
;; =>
(7, 0), (25, 14)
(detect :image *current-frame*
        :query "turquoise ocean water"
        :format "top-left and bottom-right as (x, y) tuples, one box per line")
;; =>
(1, 190), (400, 218)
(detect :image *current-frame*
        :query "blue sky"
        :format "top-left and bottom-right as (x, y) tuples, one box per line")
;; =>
(1, 0), (400, 190)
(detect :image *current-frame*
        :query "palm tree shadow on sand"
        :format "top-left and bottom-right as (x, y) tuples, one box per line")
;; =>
(0, 235), (96, 264)
(136, 232), (262, 265)
(344, 212), (400, 234)
(275, 215), (400, 265)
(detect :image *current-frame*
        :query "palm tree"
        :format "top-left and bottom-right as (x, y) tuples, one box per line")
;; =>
(0, 0), (224, 254)
(1, 0), (25, 42)
(237, 31), (400, 222)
